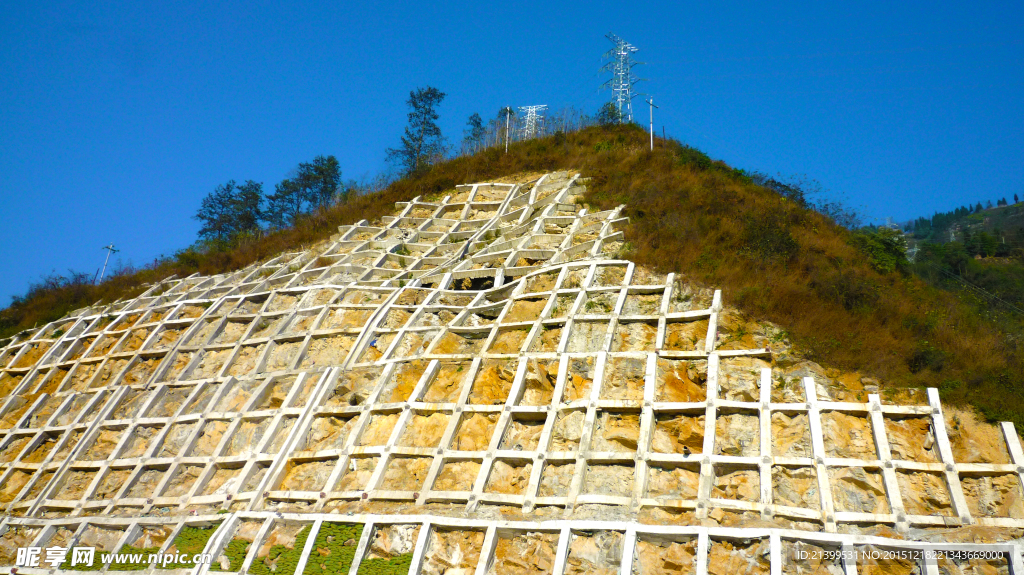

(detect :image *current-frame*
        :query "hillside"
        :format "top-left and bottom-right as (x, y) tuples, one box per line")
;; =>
(910, 200), (1024, 250)
(2, 123), (1022, 429)
(2, 148), (1023, 572)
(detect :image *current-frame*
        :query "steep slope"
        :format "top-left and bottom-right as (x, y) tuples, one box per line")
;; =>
(0, 171), (1022, 575)
(4, 125), (1020, 428)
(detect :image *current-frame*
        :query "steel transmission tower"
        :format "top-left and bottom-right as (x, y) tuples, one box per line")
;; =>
(518, 105), (547, 140)
(601, 33), (645, 122)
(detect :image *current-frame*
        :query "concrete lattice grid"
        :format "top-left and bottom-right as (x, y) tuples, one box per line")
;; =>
(0, 172), (1022, 574)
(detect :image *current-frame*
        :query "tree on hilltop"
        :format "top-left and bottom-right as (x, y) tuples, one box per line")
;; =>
(596, 102), (626, 126)
(264, 155), (346, 228)
(387, 86), (447, 175)
(463, 113), (486, 154)
(195, 180), (264, 241)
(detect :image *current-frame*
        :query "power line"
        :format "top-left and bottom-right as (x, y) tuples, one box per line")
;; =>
(918, 260), (1024, 317)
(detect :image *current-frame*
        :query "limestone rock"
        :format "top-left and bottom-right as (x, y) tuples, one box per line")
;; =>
(634, 539), (697, 575)
(897, 471), (952, 516)
(564, 531), (622, 575)
(452, 412), (497, 451)
(771, 413), (811, 457)
(551, 410), (585, 451)
(830, 467), (889, 514)
(773, 467), (820, 509)
(653, 415), (704, 454)
(822, 413), (875, 459)
(714, 414), (759, 457)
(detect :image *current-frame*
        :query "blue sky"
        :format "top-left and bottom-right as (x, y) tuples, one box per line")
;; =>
(1, 1), (1022, 304)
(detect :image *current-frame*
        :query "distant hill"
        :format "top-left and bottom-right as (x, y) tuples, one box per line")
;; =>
(909, 199), (1024, 257)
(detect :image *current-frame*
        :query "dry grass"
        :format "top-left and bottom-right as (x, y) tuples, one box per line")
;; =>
(2, 124), (1021, 426)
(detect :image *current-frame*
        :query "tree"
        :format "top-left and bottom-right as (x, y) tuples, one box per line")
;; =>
(496, 107), (515, 146)
(463, 113), (486, 154)
(596, 102), (625, 126)
(264, 155), (346, 228)
(851, 227), (908, 274)
(386, 86), (447, 175)
(975, 202), (984, 212)
(1015, 193), (1020, 204)
(195, 180), (264, 241)
(265, 177), (304, 228)
(297, 155), (343, 210)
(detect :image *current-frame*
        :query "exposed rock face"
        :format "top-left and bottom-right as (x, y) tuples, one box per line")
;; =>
(706, 539), (770, 575)
(822, 413), (876, 459)
(962, 475), (1024, 518)
(884, 417), (937, 462)
(484, 460), (532, 495)
(422, 529), (484, 575)
(489, 532), (558, 575)
(551, 410), (585, 451)
(830, 467), (890, 514)
(946, 408), (1011, 464)
(657, 359), (707, 402)
(773, 467), (820, 509)
(634, 538), (698, 574)
(715, 414), (759, 457)
(564, 531), (622, 575)
(712, 467), (759, 501)
(653, 415), (704, 454)
(435, 461), (481, 492)
(649, 463), (700, 500)
(897, 471), (953, 516)
(593, 411), (640, 451)
(771, 413), (811, 457)
(452, 413), (497, 451)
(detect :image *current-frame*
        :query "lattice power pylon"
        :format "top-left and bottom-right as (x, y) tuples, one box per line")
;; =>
(517, 105), (547, 140)
(601, 33), (645, 122)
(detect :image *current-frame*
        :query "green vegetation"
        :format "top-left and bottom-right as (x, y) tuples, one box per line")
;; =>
(2, 122), (1022, 427)
(909, 199), (1023, 251)
(211, 538), (251, 572)
(246, 525), (311, 575)
(196, 180), (266, 242)
(302, 523), (363, 575)
(107, 545), (162, 571)
(356, 554), (413, 575)
(158, 524), (219, 569)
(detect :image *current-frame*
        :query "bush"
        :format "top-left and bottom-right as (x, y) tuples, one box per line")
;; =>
(851, 227), (908, 274)
(740, 208), (799, 264)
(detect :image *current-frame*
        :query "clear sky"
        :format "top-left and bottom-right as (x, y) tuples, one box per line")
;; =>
(1, 1), (1022, 304)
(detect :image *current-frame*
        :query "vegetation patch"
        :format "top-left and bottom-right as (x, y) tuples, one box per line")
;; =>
(302, 523), (363, 575)
(158, 524), (219, 569)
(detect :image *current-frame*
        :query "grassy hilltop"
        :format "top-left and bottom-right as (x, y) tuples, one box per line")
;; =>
(2, 123), (1022, 425)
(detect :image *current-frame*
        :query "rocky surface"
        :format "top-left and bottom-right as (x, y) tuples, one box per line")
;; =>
(422, 529), (484, 575)
(489, 532), (558, 575)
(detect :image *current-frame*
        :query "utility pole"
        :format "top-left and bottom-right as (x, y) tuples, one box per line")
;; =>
(99, 244), (119, 283)
(505, 107), (511, 153)
(645, 97), (659, 151)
